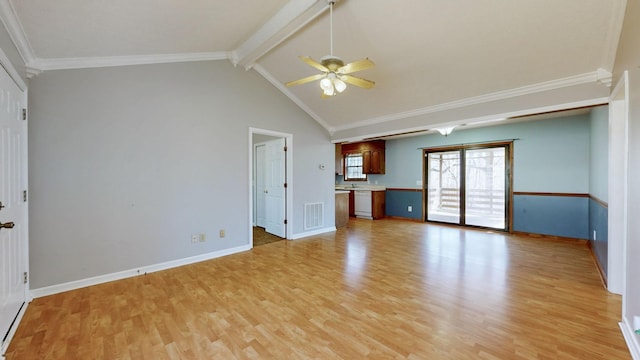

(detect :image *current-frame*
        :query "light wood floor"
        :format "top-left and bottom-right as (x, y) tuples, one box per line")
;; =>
(252, 227), (283, 247)
(5, 218), (629, 359)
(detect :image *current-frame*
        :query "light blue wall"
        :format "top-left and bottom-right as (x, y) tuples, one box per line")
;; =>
(589, 105), (609, 201)
(350, 115), (591, 193)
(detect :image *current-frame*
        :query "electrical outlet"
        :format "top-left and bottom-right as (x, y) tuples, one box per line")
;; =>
(593, 229), (597, 241)
(407, 205), (413, 212)
(191, 234), (198, 243)
(219, 229), (225, 238)
(199, 233), (206, 242)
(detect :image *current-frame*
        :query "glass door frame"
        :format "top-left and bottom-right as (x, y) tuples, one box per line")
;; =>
(422, 141), (513, 231)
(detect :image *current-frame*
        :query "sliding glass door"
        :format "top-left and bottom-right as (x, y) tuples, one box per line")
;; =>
(425, 143), (510, 230)
(426, 151), (461, 224)
(464, 147), (506, 229)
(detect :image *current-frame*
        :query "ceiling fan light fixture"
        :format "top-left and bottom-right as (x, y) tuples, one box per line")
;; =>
(435, 126), (457, 136)
(324, 86), (335, 96)
(284, 0), (375, 97)
(320, 77), (333, 91)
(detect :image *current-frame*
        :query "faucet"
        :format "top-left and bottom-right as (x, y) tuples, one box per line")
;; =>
(351, 183), (356, 188)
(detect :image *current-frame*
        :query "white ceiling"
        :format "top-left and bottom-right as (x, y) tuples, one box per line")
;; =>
(1, 0), (626, 141)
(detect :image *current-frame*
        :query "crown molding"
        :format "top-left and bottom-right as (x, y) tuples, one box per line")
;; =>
(330, 68), (613, 133)
(600, 0), (628, 74)
(0, 0), (36, 64)
(252, 63), (332, 132)
(231, 0), (328, 70)
(0, 0), (230, 75)
(27, 52), (229, 72)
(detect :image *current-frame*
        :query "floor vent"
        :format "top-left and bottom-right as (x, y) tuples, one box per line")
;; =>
(304, 202), (324, 230)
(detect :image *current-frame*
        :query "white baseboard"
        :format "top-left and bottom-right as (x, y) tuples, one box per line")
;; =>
(30, 244), (252, 299)
(620, 320), (640, 359)
(291, 226), (336, 240)
(1, 301), (28, 358)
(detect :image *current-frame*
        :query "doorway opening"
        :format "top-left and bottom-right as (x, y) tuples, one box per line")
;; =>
(249, 128), (293, 247)
(423, 142), (513, 231)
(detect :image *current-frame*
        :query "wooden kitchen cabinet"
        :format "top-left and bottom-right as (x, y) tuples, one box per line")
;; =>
(341, 140), (385, 174)
(335, 144), (344, 175)
(372, 191), (385, 219)
(349, 190), (355, 217)
(335, 191), (349, 228)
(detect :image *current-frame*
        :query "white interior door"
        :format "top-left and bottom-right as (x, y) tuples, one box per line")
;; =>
(255, 144), (266, 228)
(264, 138), (285, 238)
(0, 64), (27, 343)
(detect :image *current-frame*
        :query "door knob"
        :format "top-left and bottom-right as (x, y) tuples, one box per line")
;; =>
(0, 222), (14, 229)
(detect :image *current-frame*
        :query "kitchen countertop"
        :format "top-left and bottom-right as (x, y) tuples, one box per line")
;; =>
(335, 190), (350, 194)
(335, 185), (386, 191)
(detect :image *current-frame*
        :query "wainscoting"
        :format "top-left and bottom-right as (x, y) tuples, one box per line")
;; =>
(512, 192), (590, 239)
(384, 188), (422, 220)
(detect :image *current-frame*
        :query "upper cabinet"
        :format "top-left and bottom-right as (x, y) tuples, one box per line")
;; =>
(341, 140), (385, 174)
(335, 143), (344, 175)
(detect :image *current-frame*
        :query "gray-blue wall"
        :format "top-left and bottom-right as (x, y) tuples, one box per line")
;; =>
(340, 111), (607, 239)
(588, 105), (609, 274)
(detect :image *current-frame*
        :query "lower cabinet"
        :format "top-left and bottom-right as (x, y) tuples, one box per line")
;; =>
(353, 190), (385, 219)
(335, 192), (349, 228)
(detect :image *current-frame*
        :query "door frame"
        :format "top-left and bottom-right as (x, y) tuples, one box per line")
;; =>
(422, 141), (513, 231)
(607, 71), (628, 296)
(0, 47), (29, 356)
(249, 128), (293, 245)
(253, 142), (266, 228)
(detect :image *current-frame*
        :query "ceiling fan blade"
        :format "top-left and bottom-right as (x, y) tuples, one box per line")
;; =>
(341, 75), (375, 89)
(285, 73), (325, 87)
(337, 58), (375, 75)
(300, 56), (329, 72)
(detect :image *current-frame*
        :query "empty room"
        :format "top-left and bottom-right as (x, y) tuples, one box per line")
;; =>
(1, 0), (640, 359)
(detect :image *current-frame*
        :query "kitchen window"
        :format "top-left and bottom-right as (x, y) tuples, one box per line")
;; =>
(344, 154), (367, 181)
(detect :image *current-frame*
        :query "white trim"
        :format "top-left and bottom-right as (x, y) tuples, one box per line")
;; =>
(28, 52), (229, 72)
(0, 0), (36, 65)
(619, 320), (640, 359)
(30, 244), (251, 299)
(608, 71), (628, 295)
(330, 69), (613, 133)
(231, 0), (327, 69)
(0, 47), (26, 91)
(290, 226), (336, 240)
(331, 97), (609, 144)
(252, 64), (332, 130)
(0, 300), (27, 357)
(248, 128), (294, 244)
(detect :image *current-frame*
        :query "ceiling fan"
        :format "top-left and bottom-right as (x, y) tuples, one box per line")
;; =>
(285, 0), (375, 97)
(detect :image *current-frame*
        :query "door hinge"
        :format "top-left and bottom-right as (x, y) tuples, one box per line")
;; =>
(284, 146), (287, 152)
(22, 108), (27, 121)
(284, 219), (287, 225)
(23, 190), (27, 202)
(23, 272), (28, 284)
(284, 183), (287, 188)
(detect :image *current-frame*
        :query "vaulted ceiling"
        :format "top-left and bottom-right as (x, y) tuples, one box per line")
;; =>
(0, 0), (626, 141)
